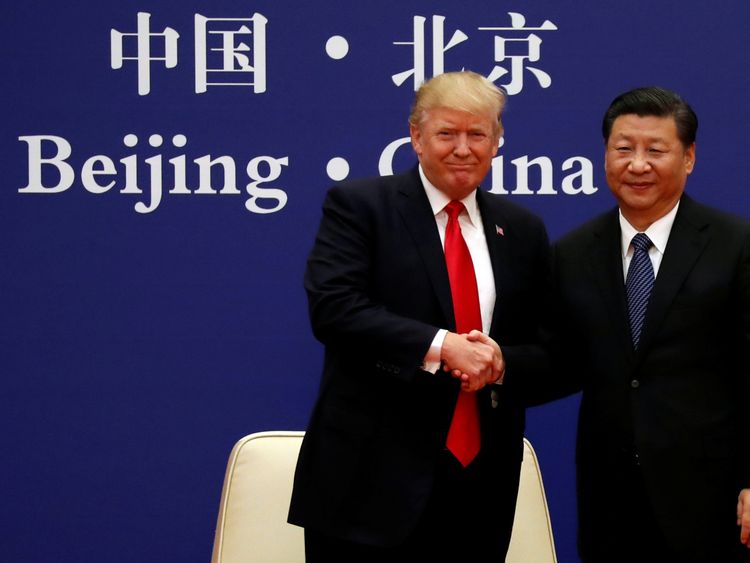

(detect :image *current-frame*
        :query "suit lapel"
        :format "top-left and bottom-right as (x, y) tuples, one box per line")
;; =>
(588, 210), (635, 357)
(393, 169), (455, 329)
(638, 195), (710, 353)
(476, 190), (508, 336)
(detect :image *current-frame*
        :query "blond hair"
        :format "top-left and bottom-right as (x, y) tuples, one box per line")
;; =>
(408, 71), (505, 136)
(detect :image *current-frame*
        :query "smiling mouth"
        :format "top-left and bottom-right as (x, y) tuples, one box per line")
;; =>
(626, 182), (654, 190)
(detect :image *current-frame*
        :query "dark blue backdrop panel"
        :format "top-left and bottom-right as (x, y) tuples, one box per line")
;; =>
(3, 2), (750, 561)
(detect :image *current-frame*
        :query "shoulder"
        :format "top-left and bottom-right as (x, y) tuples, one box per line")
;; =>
(314, 169), (425, 232)
(325, 169), (419, 204)
(672, 195), (750, 260)
(477, 189), (546, 232)
(679, 194), (750, 235)
(313, 170), (420, 224)
(555, 207), (618, 250)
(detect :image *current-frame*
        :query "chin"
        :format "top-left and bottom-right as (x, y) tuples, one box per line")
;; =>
(447, 184), (476, 199)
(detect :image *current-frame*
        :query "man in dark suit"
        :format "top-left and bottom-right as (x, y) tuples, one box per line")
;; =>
(288, 71), (550, 561)
(550, 86), (750, 562)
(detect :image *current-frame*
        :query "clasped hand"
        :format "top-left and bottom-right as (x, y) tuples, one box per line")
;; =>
(738, 488), (750, 548)
(440, 330), (505, 392)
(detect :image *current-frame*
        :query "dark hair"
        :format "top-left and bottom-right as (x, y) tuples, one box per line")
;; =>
(602, 86), (698, 147)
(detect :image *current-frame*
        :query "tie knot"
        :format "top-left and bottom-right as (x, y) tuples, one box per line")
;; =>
(444, 200), (465, 220)
(631, 233), (652, 252)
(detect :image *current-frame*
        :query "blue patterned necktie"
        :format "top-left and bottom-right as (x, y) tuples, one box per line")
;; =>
(625, 233), (654, 349)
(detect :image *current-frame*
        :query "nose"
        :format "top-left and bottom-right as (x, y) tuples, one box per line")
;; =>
(628, 151), (652, 173)
(453, 133), (471, 156)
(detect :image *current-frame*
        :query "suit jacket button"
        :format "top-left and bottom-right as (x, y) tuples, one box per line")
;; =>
(630, 379), (640, 389)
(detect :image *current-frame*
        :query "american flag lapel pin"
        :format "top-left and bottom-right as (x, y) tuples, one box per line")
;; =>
(496, 225), (505, 236)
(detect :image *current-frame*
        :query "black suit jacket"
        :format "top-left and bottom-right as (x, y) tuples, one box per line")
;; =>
(288, 168), (550, 548)
(551, 194), (750, 559)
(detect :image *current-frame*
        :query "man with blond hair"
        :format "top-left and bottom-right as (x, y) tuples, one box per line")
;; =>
(289, 71), (550, 561)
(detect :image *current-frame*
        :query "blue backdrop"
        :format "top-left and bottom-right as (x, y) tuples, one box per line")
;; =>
(4, 2), (750, 561)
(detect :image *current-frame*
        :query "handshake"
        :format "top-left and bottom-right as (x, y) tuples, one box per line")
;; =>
(441, 329), (505, 392)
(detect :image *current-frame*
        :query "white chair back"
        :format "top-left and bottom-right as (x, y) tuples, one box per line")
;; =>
(506, 437), (558, 562)
(211, 431), (305, 563)
(211, 431), (557, 562)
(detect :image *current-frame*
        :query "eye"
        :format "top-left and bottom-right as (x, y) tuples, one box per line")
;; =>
(615, 146), (631, 153)
(648, 148), (664, 154)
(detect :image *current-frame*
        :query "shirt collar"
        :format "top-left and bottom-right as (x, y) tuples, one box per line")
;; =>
(619, 200), (680, 258)
(418, 165), (480, 226)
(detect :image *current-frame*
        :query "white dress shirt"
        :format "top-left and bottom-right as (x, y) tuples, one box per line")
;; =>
(619, 201), (679, 279)
(418, 165), (496, 372)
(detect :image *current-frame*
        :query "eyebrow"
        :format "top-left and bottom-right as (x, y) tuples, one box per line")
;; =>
(612, 133), (669, 144)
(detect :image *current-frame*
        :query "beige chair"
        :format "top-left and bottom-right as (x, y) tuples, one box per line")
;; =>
(506, 437), (558, 563)
(211, 431), (557, 562)
(211, 431), (305, 563)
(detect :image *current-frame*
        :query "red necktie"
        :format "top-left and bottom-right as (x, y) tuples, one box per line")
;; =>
(443, 200), (482, 467)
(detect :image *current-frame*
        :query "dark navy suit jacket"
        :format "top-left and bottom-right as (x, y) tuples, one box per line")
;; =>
(550, 194), (750, 559)
(288, 168), (550, 550)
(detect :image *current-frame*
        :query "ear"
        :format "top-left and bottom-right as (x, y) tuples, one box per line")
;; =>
(684, 143), (696, 174)
(410, 123), (423, 156)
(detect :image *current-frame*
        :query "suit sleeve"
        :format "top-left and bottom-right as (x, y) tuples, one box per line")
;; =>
(739, 229), (750, 486)
(503, 231), (587, 407)
(304, 185), (440, 381)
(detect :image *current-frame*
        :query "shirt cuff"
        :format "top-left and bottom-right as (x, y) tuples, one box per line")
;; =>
(422, 329), (447, 374)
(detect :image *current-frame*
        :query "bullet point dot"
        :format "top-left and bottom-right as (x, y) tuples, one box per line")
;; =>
(326, 157), (350, 181)
(326, 36), (349, 60)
